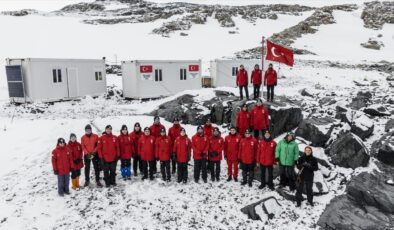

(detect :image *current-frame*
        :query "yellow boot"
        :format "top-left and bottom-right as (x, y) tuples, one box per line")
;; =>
(76, 176), (80, 191)
(71, 178), (77, 190)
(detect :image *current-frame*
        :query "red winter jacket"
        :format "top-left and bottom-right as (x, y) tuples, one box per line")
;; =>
(155, 136), (172, 161)
(236, 69), (248, 86)
(138, 135), (156, 161)
(203, 124), (214, 138)
(168, 124), (182, 146)
(97, 134), (120, 162)
(236, 110), (251, 136)
(68, 141), (84, 170)
(118, 134), (134, 160)
(224, 134), (242, 161)
(264, 68), (277, 86)
(130, 131), (143, 156)
(238, 136), (258, 164)
(192, 134), (209, 160)
(208, 136), (224, 161)
(150, 123), (165, 138)
(52, 145), (73, 176)
(251, 105), (270, 130)
(81, 133), (99, 155)
(256, 139), (277, 166)
(173, 135), (192, 163)
(251, 69), (262, 85)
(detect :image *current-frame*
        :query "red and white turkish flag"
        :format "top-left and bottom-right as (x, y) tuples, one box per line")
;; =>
(189, 64), (199, 72)
(140, 65), (153, 73)
(266, 40), (294, 67)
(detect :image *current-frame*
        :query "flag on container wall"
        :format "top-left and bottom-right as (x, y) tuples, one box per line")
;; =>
(140, 65), (153, 80)
(265, 40), (294, 67)
(188, 64), (200, 79)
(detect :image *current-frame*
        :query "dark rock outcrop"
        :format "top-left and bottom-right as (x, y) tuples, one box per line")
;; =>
(371, 131), (394, 166)
(241, 196), (282, 222)
(295, 116), (339, 147)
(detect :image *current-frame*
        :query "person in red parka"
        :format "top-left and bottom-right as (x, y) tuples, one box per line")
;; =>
(251, 64), (263, 100)
(173, 128), (192, 184)
(52, 138), (73, 196)
(238, 129), (258, 187)
(251, 98), (270, 139)
(264, 63), (278, 102)
(224, 127), (242, 182)
(236, 65), (249, 100)
(118, 125), (134, 181)
(68, 133), (83, 191)
(203, 119), (215, 138)
(150, 116), (164, 174)
(236, 103), (251, 137)
(130, 122), (143, 177)
(97, 125), (120, 187)
(81, 124), (101, 187)
(208, 127), (224, 182)
(192, 125), (209, 183)
(168, 117), (182, 174)
(155, 128), (172, 182)
(256, 130), (277, 190)
(138, 127), (156, 180)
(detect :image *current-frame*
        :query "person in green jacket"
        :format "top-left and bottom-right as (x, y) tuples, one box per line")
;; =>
(275, 132), (299, 191)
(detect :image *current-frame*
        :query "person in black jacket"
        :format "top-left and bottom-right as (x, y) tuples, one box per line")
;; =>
(295, 146), (318, 207)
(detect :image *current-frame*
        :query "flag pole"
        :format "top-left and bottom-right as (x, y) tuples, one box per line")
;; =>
(261, 36), (265, 71)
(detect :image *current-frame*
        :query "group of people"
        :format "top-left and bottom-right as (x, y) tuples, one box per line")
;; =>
(52, 99), (318, 207)
(236, 63), (278, 101)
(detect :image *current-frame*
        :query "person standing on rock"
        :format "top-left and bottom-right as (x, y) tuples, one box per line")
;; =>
(224, 126), (242, 182)
(168, 117), (182, 174)
(118, 125), (134, 181)
(97, 125), (120, 187)
(275, 132), (299, 191)
(236, 103), (251, 137)
(130, 122), (143, 177)
(251, 64), (263, 100)
(52, 138), (73, 196)
(155, 128), (172, 182)
(68, 133), (83, 191)
(192, 126), (209, 183)
(256, 130), (277, 190)
(264, 63), (277, 102)
(81, 124), (102, 187)
(173, 128), (192, 184)
(203, 118), (215, 138)
(138, 127), (156, 180)
(251, 98), (270, 139)
(236, 65), (249, 100)
(238, 129), (258, 187)
(208, 128), (224, 182)
(296, 146), (318, 207)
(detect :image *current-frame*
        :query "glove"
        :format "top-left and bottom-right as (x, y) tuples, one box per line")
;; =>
(74, 159), (81, 164)
(54, 170), (58, 175)
(88, 152), (95, 160)
(302, 162), (312, 168)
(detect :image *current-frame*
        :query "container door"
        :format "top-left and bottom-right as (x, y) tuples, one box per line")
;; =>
(67, 68), (78, 98)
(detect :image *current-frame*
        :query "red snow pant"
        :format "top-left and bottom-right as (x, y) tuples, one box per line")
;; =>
(227, 159), (238, 178)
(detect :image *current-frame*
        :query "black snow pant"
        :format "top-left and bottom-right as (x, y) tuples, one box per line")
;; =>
(267, 85), (275, 101)
(171, 158), (177, 174)
(84, 153), (101, 182)
(253, 84), (261, 99)
(253, 129), (267, 140)
(209, 160), (221, 181)
(260, 166), (273, 187)
(160, 160), (171, 181)
(279, 165), (296, 190)
(239, 85), (249, 100)
(141, 160), (155, 180)
(296, 179), (314, 204)
(102, 160), (117, 186)
(71, 169), (81, 179)
(242, 163), (255, 185)
(194, 159), (207, 182)
(177, 162), (188, 183)
(133, 155), (142, 176)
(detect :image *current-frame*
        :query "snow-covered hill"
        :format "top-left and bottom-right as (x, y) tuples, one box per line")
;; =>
(0, 0), (393, 229)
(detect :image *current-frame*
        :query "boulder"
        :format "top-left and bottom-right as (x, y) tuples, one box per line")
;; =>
(349, 91), (372, 110)
(300, 88), (313, 97)
(337, 110), (374, 139)
(318, 168), (394, 230)
(363, 105), (391, 117)
(385, 119), (394, 132)
(295, 116), (339, 147)
(325, 133), (370, 169)
(371, 131), (394, 166)
(240, 196), (282, 222)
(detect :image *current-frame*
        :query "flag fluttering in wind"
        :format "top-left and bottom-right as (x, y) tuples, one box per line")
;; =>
(265, 40), (294, 67)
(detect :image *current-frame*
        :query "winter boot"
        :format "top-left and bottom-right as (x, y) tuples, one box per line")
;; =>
(71, 179), (77, 190)
(227, 176), (232, 182)
(258, 184), (266, 189)
(75, 177), (80, 191)
(84, 180), (90, 187)
(96, 180), (103, 188)
(234, 177), (238, 182)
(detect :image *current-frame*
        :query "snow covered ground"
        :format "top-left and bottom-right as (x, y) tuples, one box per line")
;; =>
(0, 0), (393, 229)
